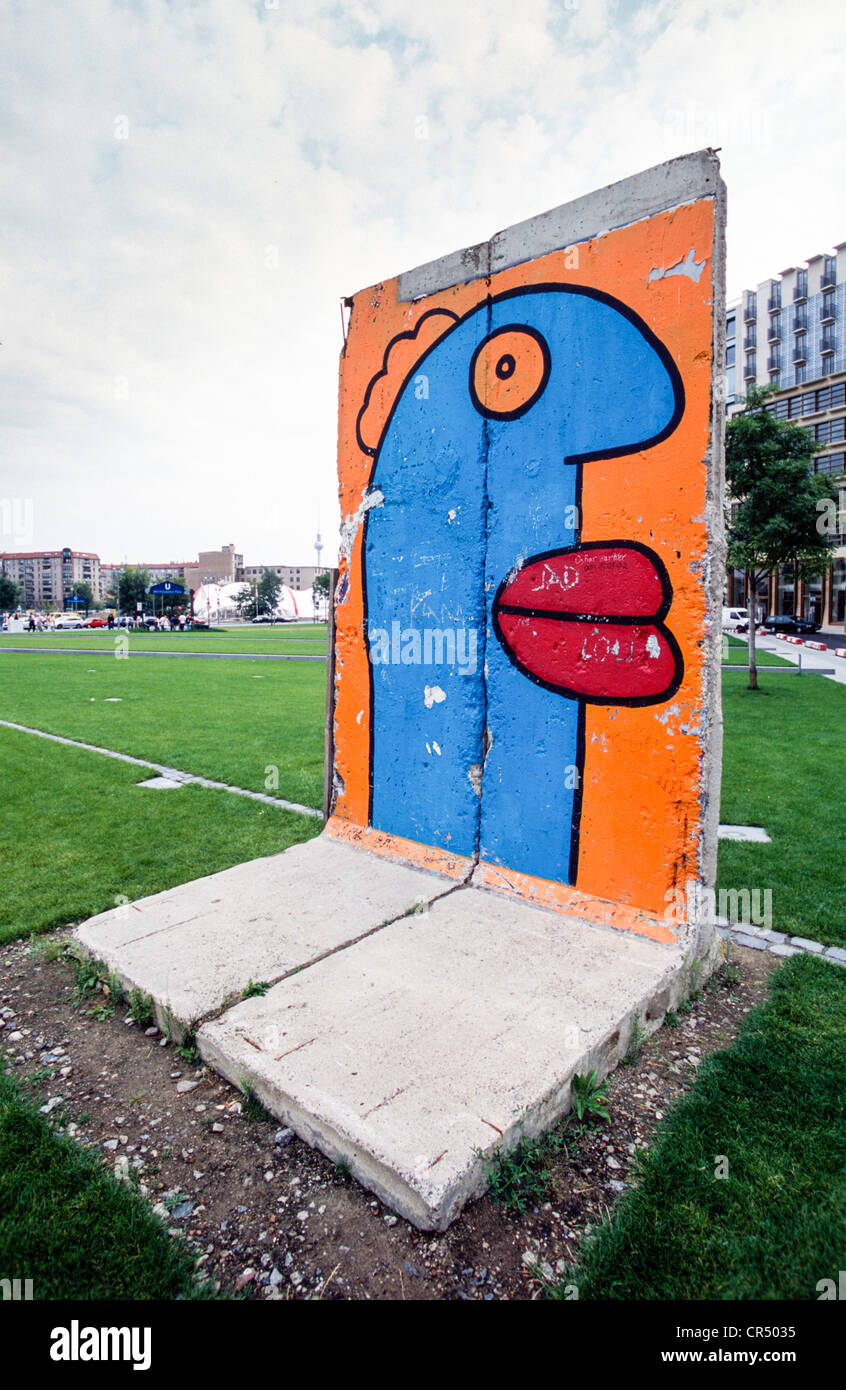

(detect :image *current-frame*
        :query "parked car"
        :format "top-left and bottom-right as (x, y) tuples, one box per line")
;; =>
(721, 606), (749, 633)
(83, 617), (107, 628)
(53, 614), (85, 630)
(763, 614), (821, 635)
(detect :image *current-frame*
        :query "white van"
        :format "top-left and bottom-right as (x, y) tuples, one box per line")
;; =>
(721, 606), (749, 632)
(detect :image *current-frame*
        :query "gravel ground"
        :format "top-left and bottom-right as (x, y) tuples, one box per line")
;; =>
(0, 931), (779, 1300)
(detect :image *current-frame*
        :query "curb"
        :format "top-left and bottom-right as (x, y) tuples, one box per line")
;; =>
(716, 921), (846, 967)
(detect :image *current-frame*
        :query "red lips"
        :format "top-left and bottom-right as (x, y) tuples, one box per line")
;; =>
(493, 542), (683, 704)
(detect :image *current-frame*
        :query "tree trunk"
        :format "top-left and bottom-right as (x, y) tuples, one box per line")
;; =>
(747, 569), (758, 690)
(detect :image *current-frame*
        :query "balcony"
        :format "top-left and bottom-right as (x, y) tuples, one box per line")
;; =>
(821, 303), (836, 323)
(821, 270), (837, 291)
(767, 355), (781, 372)
(792, 345), (807, 364)
(744, 333), (757, 350)
(793, 283), (808, 303)
(767, 321), (781, 341)
(821, 340), (836, 355)
(792, 313), (808, 332)
(767, 293), (782, 312)
(743, 304), (757, 322)
(743, 361), (757, 380)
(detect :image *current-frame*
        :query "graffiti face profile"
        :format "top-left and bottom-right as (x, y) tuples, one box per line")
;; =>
(359, 284), (684, 887)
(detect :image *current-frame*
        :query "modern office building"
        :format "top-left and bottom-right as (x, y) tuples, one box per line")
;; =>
(725, 243), (846, 627)
(0, 548), (102, 608)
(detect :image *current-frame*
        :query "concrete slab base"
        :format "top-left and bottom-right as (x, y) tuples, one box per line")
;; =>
(197, 886), (689, 1230)
(74, 837), (455, 1041)
(75, 835), (709, 1229)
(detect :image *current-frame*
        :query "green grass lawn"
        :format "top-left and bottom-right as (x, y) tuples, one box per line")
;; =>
(718, 664), (846, 948)
(0, 650), (325, 808)
(0, 1058), (210, 1299)
(722, 633), (795, 667)
(556, 954), (846, 1300)
(0, 623), (328, 657)
(0, 726), (319, 942)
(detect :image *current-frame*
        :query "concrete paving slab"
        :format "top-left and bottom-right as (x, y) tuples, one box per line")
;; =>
(718, 824), (772, 843)
(198, 886), (686, 1230)
(74, 837), (456, 1040)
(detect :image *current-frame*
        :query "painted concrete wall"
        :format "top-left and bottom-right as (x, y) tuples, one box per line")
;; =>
(328, 151), (726, 944)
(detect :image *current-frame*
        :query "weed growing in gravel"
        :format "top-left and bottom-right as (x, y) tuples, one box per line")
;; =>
(70, 955), (106, 1008)
(176, 1034), (201, 1066)
(621, 1019), (646, 1067)
(570, 1070), (610, 1122)
(128, 988), (155, 1028)
(29, 934), (67, 963)
(486, 1072), (610, 1211)
(241, 1086), (273, 1123)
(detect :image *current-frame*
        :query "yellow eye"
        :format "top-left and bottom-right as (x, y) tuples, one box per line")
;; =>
(470, 325), (550, 420)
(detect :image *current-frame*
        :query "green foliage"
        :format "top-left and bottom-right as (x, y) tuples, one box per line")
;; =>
(114, 565), (150, 615)
(570, 1069), (610, 1120)
(0, 573), (21, 610)
(70, 954), (106, 1007)
(242, 979), (271, 999)
(241, 1086), (273, 1123)
(726, 385), (837, 578)
(128, 988), (155, 1028)
(486, 1136), (553, 1211)
(726, 384), (837, 688)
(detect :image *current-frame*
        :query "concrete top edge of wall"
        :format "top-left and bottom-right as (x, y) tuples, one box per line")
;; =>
(384, 148), (724, 305)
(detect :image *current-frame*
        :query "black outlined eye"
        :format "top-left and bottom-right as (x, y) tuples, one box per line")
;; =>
(470, 325), (551, 420)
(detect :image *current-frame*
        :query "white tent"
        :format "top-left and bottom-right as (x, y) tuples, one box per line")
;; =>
(192, 581), (305, 624)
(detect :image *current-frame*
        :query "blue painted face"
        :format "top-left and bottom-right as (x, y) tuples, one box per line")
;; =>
(363, 284), (683, 882)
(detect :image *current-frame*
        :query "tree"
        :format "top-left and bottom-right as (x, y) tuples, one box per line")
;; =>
(725, 385), (837, 689)
(0, 573), (21, 611)
(114, 566), (150, 615)
(312, 570), (331, 621)
(256, 569), (281, 616)
(232, 584), (255, 619)
(233, 570), (281, 621)
(69, 581), (94, 612)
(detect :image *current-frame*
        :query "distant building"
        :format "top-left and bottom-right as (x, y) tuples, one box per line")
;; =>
(725, 243), (846, 627)
(197, 544), (243, 584)
(0, 548), (101, 608)
(236, 562), (323, 590)
(100, 560), (200, 595)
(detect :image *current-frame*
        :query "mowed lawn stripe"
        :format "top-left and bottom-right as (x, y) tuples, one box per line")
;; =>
(0, 725), (320, 941)
(0, 652), (324, 809)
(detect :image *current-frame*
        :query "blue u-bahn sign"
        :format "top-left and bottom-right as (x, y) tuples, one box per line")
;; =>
(149, 581), (185, 595)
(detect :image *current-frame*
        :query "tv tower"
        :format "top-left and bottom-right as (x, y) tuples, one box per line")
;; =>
(314, 528), (323, 571)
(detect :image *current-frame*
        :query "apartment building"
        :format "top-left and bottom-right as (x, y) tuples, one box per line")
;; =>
(725, 243), (846, 627)
(0, 548), (102, 608)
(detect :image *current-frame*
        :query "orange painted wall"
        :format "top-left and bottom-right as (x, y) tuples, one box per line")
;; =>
(331, 197), (716, 927)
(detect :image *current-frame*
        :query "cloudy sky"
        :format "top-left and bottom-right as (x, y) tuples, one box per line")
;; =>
(2, 0), (844, 569)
